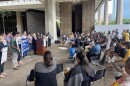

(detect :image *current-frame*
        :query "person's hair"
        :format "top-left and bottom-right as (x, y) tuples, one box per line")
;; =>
(6, 32), (10, 35)
(120, 41), (125, 46)
(0, 33), (3, 36)
(108, 31), (111, 34)
(12, 32), (17, 37)
(124, 42), (130, 49)
(112, 38), (116, 42)
(17, 32), (20, 34)
(43, 51), (53, 63)
(76, 52), (89, 65)
(76, 51), (93, 76)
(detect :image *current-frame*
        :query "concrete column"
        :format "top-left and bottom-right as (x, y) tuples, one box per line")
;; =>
(45, 0), (57, 42)
(82, 0), (95, 33)
(98, 9), (101, 25)
(116, 0), (123, 24)
(16, 11), (23, 32)
(60, 2), (72, 36)
(104, 0), (109, 25)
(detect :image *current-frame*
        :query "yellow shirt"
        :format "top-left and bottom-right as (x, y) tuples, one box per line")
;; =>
(124, 32), (129, 42)
(123, 49), (130, 62)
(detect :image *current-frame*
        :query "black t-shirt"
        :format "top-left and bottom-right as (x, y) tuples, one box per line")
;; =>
(118, 47), (126, 58)
(114, 44), (121, 54)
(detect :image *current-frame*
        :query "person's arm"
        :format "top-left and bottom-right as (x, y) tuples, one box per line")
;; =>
(112, 62), (123, 73)
(11, 40), (18, 50)
(57, 63), (63, 74)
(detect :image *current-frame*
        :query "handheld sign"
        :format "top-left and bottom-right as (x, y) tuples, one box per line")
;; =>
(21, 38), (29, 56)
(1, 47), (8, 64)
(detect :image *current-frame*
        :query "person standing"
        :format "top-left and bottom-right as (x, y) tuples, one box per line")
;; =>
(28, 32), (33, 52)
(6, 32), (12, 57)
(16, 32), (23, 65)
(32, 33), (37, 54)
(22, 31), (30, 58)
(0, 33), (7, 78)
(11, 32), (19, 70)
(47, 32), (52, 47)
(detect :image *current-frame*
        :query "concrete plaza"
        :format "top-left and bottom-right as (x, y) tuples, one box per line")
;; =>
(0, 44), (116, 86)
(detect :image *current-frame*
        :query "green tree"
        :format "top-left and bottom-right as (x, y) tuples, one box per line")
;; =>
(109, 21), (116, 25)
(123, 19), (130, 24)
(0, 9), (11, 33)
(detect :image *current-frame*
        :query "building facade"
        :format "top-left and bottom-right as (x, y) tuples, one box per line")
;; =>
(112, 0), (130, 20)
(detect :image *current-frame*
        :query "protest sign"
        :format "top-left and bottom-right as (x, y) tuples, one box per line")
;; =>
(21, 38), (29, 56)
(1, 47), (8, 64)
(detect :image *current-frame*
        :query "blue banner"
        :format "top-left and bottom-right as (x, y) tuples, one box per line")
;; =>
(21, 38), (29, 56)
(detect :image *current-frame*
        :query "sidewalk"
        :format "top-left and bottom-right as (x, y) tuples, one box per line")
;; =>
(0, 44), (116, 86)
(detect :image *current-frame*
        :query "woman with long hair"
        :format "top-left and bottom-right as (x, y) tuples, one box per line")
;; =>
(64, 51), (95, 86)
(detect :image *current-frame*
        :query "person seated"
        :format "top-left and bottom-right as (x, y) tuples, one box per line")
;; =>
(114, 42), (130, 67)
(123, 30), (129, 42)
(34, 51), (63, 86)
(112, 57), (130, 86)
(72, 36), (81, 48)
(69, 45), (75, 59)
(62, 35), (68, 46)
(64, 51), (95, 86)
(114, 39), (121, 54)
(87, 41), (101, 62)
(85, 38), (95, 51)
(100, 36), (111, 51)
(115, 42), (126, 60)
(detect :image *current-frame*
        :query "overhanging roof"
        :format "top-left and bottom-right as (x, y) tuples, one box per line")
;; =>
(0, 0), (104, 11)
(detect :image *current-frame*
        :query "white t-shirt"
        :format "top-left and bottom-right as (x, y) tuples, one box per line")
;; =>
(16, 36), (22, 45)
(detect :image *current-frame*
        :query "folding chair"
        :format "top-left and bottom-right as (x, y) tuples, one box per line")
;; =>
(91, 67), (106, 86)
(90, 51), (102, 66)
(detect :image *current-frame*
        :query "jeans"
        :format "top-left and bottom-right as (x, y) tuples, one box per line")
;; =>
(17, 44), (22, 62)
(0, 63), (4, 74)
(23, 50), (28, 57)
(29, 43), (32, 52)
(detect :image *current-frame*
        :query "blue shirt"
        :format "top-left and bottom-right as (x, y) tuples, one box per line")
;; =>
(90, 44), (101, 54)
(70, 48), (75, 57)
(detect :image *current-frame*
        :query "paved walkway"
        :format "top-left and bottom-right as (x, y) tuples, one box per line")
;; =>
(0, 44), (116, 86)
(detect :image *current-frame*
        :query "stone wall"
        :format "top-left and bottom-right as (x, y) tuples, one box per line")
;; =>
(60, 2), (72, 36)
(82, 0), (95, 33)
(26, 10), (45, 34)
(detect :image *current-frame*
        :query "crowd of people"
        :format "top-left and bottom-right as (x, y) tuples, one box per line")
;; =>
(27, 29), (130, 86)
(0, 31), (52, 78)
(54, 29), (130, 86)
(0, 29), (130, 86)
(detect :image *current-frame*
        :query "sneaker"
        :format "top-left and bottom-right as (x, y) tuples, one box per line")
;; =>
(24, 56), (28, 59)
(27, 56), (31, 58)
